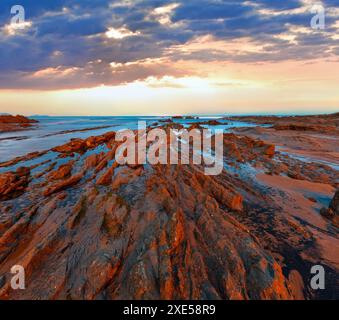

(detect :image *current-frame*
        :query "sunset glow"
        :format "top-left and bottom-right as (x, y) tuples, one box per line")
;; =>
(0, 0), (338, 115)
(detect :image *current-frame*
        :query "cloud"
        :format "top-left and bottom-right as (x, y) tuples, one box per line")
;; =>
(0, 0), (337, 89)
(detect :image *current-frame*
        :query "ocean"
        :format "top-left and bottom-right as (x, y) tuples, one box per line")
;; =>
(0, 116), (258, 162)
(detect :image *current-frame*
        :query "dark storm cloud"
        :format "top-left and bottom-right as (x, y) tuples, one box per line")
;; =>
(0, 0), (337, 89)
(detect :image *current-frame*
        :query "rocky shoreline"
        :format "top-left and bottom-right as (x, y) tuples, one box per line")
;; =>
(0, 115), (39, 133)
(0, 113), (338, 300)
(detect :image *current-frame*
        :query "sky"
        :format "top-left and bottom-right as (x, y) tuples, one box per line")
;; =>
(0, 0), (338, 116)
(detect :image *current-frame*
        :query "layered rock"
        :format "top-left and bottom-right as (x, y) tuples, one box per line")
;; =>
(0, 160), (294, 300)
(229, 113), (339, 135)
(0, 120), (337, 300)
(52, 132), (116, 156)
(321, 190), (339, 227)
(0, 115), (38, 133)
(0, 167), (30, 200)
(223, 134), (275, 162)
(47, 161), (74, 180)
(0, 115), (38, 124)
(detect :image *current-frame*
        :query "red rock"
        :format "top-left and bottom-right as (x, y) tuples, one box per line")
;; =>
(85, 136), (104, 148)
(43, 173), (83, 196)
(0, 115), (39, 133)
(96, 167), (114, 186)
(262, 144), (275, 157)
(223, 133), (275, 162)
(0, 151), (48, 168)
(0, 167), (30, 200)
(52, 139), (87, 154)
(48, 161), (74, 180)
(329, 190), (339, 215)
(273, 124), (336, 133)
(206, 120), (222, 125)
(1, 115), (337, 300)
(320, 190), (339, 226)
(84, 153), (102, 170)
(0, 115), (38, 124)
(95, 158), (108, 173)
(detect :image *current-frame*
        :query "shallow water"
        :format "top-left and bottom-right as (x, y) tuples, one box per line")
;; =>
(277, 148), (339, 171)
(0, 116), (257, 162)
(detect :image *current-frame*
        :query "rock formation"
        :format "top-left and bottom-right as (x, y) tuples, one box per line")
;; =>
(0, 114), (338, 300)
(0, 115), (38, 133)
(321, 190), (339, 227)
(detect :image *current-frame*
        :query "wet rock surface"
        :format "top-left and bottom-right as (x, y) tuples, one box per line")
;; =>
(0, 114), (338, 300)
(0, 115), (38, 133)
(330, 191), (339, 215)
(0, 167), (31, 201)
(321, 190), (339, 227)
